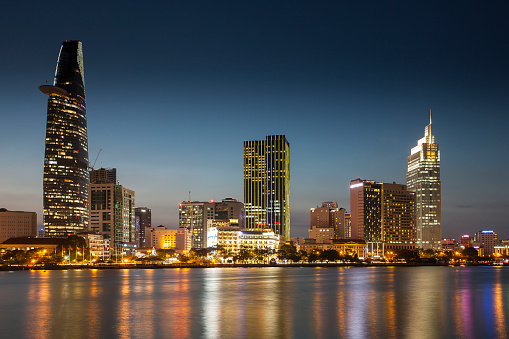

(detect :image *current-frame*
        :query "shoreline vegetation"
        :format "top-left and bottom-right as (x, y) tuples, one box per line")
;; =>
(1, 262), (506, 271)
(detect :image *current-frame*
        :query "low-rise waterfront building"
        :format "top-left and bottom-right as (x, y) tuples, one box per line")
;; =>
(300, 239), (367, 259)
(78, 233), (110, 261)
(148, 225), (178, 250)
(494, 245), (509, 257)
(216, 226), (279, 257)
(0, 237), (61, 252)
(441, 238), (455, 251)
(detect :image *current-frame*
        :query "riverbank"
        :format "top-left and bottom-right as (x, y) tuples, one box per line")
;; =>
(2, 261), (505, 271)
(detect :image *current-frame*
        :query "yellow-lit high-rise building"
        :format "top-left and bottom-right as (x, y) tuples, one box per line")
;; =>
(244, 135), (290, 240)
(407, 110), (441, 250)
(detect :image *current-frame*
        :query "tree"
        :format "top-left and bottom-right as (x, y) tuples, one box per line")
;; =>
(178, 254), (190, 263)
(422, 249), (435, 258)
(319, 249), (341, 262)
(462, 247), (479, 262)
(278, 244), (299, 262)
(308, 252), (319, 263)
(396, 249), (420, 263)
(236, 247), (253, 263)
(216, 245), (234, 262)
(156, 249), (176, 259)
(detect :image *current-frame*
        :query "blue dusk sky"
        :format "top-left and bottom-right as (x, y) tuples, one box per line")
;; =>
(0, 1), (508, 239)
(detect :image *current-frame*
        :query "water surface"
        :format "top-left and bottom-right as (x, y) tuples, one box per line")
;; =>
(0, 266), (507, 338)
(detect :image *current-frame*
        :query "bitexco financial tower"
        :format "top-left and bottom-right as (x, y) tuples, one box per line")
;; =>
(40, 40), (90, 237)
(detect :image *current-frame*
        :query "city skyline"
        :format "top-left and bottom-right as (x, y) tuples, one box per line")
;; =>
(0, 2), (508, 239)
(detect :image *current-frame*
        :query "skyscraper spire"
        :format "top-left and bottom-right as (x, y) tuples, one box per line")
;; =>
(429, 108), (432, 141)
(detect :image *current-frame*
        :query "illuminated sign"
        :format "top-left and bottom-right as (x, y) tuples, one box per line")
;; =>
(350, 183), (364, 189)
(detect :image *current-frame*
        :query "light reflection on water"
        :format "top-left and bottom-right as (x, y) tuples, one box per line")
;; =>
(1, 267), (508, 338)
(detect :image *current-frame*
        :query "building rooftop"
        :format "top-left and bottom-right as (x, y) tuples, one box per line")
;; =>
(1, 237), (62, 245)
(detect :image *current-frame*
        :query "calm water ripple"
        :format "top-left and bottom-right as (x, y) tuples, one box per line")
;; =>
(0, 266), (508, 338)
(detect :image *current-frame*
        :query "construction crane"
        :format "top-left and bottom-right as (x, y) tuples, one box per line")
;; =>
(89, 149), (102, 171)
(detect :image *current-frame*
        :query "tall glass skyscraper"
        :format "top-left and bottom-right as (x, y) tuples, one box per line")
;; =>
(40, 41), (89, 237)
(244, 135), (290, 240)
(407, 110), (441, 250)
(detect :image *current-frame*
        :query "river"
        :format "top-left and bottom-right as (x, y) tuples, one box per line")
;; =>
(0, 266), (507, 338)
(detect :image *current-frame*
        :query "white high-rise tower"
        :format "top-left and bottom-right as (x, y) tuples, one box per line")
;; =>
(407, 109), (441, 250)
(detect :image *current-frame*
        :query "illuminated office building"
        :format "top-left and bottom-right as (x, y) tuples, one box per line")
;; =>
(147, 225), (177, 250)
(40, 40), (89, 237)
(89, 182), (135, 257)
(380, 183), (416, 250)
(244, 135), (290, 240)
(179, 198), (244, 249)
(350, 179), (382, 241)
(475, 230), (498, 255)
(407, 110), (441, 250)
(350, 179), (416, 254)
(135, 207), (151, 248)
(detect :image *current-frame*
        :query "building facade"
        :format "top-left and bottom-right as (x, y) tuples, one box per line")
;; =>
(308, 226), (335, 243)
(244, 135), (290, 240)
(79, 233), (110, 261)
(300, 239), (367, 259)
(350, 179), (382, 241)
(0, 209), (37, 243)
(380, 183), (416, 251)
(310, 202), (350, 239)
(148, 225), (178, 250)
(407, 110), (441, 250)
(40, 40), (89, 237)
(175, 228), (192, 252)
(89, 183), (135, 257)
(179, 198), (244, 249)
(90, 168), (116, 184)
(350, 179), (416, 254)
(216, 226), (280, 258)
(475, 230), (498, 255)
(135, 207), (151, 248)
(0, 237), (61, 252)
